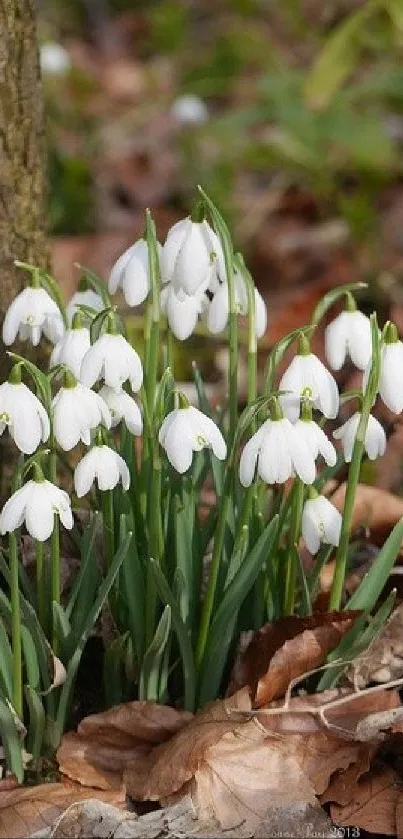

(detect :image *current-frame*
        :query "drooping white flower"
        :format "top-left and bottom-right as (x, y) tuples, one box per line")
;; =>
(3, 287), (64, 347)
(80, 333), (143, 393)
(66, 289), (104, 324)
(99, 386), (142, 436)
(325, 310), (371, 371)
(333, 412), (386, 462)
(279, 352), (339, 423)
(302, 495), (342, 555)
(52, 381), (111, 451)
(159, 405), (226, 473)
(377, 339), (403, 414)
(40, 42), (71, 76)
(161, 284), (206, 341)
(162, 217), (223, 295)
(207, 272), (267, 339)
(0, 380), (50, 454)
(170, 94), (209, 125)
(108, 239), (163, 307)
(239, 417), (316, 487)
(0, 478), (73, 542)
(50, 326), (90, 378)
(294, 419), (337, 466)
(74, 445), (130, 496)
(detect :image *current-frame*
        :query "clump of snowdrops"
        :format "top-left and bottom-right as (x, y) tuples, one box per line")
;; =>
(0, 188), (402, 781)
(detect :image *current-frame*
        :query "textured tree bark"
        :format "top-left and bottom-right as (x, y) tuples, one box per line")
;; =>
(0, 0), (49, 498)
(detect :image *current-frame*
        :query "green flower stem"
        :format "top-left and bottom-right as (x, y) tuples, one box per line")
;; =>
(10, 532), (22, 718)
(36, 540), (46, 630)
(329, 314), (380, 610)
(236, 255), (257, 409)
(101, 490), (115, 571)
(49, 449), (61, 649)
(227, 295), (238, 447)
(284, 478), (305, 615)
(145, 451), (163, 648)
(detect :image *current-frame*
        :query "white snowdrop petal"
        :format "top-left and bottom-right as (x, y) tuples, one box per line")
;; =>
(187, 407), (226, 461)
(2, 298), (22, 345)
(0, 484), (31, 534)
(80, 339), (106, 388)
(74, 451), (97, 498)
(161, 219), (189, 283)
(207, 285), (229, 334)
(288, 426), (316, 485)
(302, 504), (321, 554)
(239, 428), (265, 487)
(117, 455), (131, 491)
(163, 425), (193, 473)
(11, 407), (42, 454)
(174, 223), (211, 295)
(325, 315), (348, 371)
(254, 288), (267, 339)
(96, 450), (120, 491)
(348, 312), (372, 370)
(365, 415), (386, 460)
(258, 424), (282, 484)
(379, 343), (403, 414)
(25, 484), (54, 541)
(108, 244), (136, 294)
(165, 287), (200, 341)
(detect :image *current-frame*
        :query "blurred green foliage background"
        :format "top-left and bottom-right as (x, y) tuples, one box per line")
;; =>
(39, 0), (403, 250)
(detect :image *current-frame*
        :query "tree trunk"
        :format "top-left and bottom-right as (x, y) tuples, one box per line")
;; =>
(0, 0), (49, 497)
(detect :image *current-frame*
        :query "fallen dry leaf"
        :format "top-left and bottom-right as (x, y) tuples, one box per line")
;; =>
(57, 700), (192, 790)
(330, 764), (402, 836)
(125, 688), (251, 801)
(330, 482), (403, 543)
(0, 781), (124, 839)
(227, 612), (359, 707)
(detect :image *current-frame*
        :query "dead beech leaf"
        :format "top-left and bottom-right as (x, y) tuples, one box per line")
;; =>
(57, 700), (192, 789)
(228, 612), (359, 707)
(125, 688), (252, 801)
(330, 764), (402, 836)
(0, 780), (124, 839)
(330, 483), (403, 542)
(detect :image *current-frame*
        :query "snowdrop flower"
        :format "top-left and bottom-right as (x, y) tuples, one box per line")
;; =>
(279, 339), (339, 423)
(40, 42), (71, 76)
(66, 289), (104, 324)
(52, 377), (111, 451)
(0, 473), (73, 542)
(50, 319), (90, 379)
(162, 216), (223, 295)
(375, 326), (403, 414)
(3, 287), (64, 347)
(159, 404), (226, 473)
(161, 284), (206, 341)
(239, 415), (316, 487)
(0, 370), (49, 454)
(108, 238), (162, 307)
(74, 445), (130, 497)
(207, 271), (267, 339)
(325, 308), (371, 371)
(99, 386), (142, 436)
(170, 94), (209, 125)
(81, 332), (143, 393)
(294, 417), (337, 467)
(333, 412), (386, 462)
(302, 493), (341, 555)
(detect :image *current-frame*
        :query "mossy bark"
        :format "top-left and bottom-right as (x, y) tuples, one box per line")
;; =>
(0, 0), (49, 499)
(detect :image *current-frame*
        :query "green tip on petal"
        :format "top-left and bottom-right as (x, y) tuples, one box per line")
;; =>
(95, 427), (105, 447)
(307, 485), (319, 500)
(300, 399), (313, 422)
(72, 311), (84, 330)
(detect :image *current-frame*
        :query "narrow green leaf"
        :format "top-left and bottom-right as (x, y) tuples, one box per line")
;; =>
(346, 518), (403, 612)
(120, 516), (146, 664)
(0, 696), (24, 782)
(54, 533), (132, 743)
(198, 514), (279, 704)
(104, 633), (129, 707)
(139, 606), (171, 701)
(25, 685), (45, 759)
(0, 615), (13, 700)
(304, 5), (374, 108)
(65, 513), (100, 620)
(75, 265), (112, 307)
(149, 559), (196, 711)
(21, 626), (40, 691)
